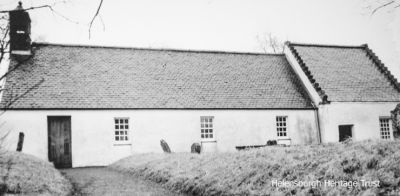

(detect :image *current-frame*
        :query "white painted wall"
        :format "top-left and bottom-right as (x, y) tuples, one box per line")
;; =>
(0, 109), (318, 167)
(318, 102), (398, 143)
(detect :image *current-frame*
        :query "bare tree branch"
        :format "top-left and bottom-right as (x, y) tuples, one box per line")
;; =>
(257, 33), (285, 54)
(89, 0), (104, 39)
(0, 2), (79, 25)
(0, 16), (9, 70)
(0, 61), (23, 82)
(99, 14), (106, 32)
(371, 0), (396, 15)
(46, 6), (80, 25)
(0, 5), (52, 14)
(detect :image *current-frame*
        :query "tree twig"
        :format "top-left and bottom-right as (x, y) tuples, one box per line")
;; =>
(99, 14), (106, 32)
(0, 5), (52, 14)
(371, 0), (395, 15)
(88, 0), (104, 39)
(47, 6), (80, 24)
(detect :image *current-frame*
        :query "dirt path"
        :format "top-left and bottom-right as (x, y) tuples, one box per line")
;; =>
(60, 167), (184, 196)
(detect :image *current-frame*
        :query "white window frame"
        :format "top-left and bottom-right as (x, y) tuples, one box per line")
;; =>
(114, 117), (131, 144)
(379, 117), (392, 140)
(200, 116), (215, 141)
(276, 116), (288, 138)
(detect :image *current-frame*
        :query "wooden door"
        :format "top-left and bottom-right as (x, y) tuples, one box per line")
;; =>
(48, 116), (72, 168)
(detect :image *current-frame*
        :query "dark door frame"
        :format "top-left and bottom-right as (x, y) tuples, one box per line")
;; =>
(47, 116), (72, 168)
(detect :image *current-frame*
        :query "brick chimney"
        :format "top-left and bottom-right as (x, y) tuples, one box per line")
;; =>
(9, 1), (32, 60)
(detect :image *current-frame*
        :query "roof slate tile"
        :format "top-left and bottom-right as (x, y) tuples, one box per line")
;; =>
(289, 43), (400, 102)
(0, 44), (313, 109)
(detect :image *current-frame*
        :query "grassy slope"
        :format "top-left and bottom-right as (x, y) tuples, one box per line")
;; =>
(0, 151), (72, 196)
(111, 140), (400, 196)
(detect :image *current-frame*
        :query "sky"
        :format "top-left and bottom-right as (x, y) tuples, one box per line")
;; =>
(1, 0), (400, 77)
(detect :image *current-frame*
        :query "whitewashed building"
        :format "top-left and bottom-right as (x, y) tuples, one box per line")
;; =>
(0, 7), (399, 168)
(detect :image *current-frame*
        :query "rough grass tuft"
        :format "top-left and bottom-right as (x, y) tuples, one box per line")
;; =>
(111, 140), (400, 196)
(0, 151), (72, 196)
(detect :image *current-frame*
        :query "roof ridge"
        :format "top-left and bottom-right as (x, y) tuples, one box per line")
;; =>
(32, 42), (284, 56)
(362, 45), (400, 92)
(286, 41), (365, 49)
(287, 44), (330, 104)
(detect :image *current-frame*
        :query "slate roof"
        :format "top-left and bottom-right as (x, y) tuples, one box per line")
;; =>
(0, 43), (314, 109)
(288, 43), (400, 102)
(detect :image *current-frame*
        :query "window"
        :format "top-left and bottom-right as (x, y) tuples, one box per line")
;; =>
(276, 116), (287, 137)
(114, 118), (129, 141)
(379, 118), (391, 139)
(201, 116), (214, 139)
(339, 125), (353, 142)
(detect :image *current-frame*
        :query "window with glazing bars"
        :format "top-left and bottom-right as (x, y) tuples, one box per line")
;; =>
(201, 116), (214, 139)
(276, 116), (287, 137)
(114, 118), (129, 141)
(379, 118), (391, 139)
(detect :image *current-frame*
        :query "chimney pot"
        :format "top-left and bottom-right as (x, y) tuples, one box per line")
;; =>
(17, 1), (23, 10)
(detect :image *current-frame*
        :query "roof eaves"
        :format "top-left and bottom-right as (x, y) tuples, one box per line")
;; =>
(0, 107), (317, 110)
(362, 44), (400, 93)
(286, 42), (330, 104)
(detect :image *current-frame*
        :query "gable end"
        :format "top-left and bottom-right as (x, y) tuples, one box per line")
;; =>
(362, 44), (400, 92)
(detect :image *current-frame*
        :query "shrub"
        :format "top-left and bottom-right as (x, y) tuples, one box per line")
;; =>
(0, 151), (72, 195)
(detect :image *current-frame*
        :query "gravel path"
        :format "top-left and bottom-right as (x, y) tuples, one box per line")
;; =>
(60, 167), (184, 196)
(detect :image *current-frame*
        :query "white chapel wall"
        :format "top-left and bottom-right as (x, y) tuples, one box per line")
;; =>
(0, 109), (318, 167)
(318, 102), (398, 143)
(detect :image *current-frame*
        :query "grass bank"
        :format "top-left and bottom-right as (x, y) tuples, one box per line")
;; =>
(111, 140), (400, 196)
(0, 151), (72, 196)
